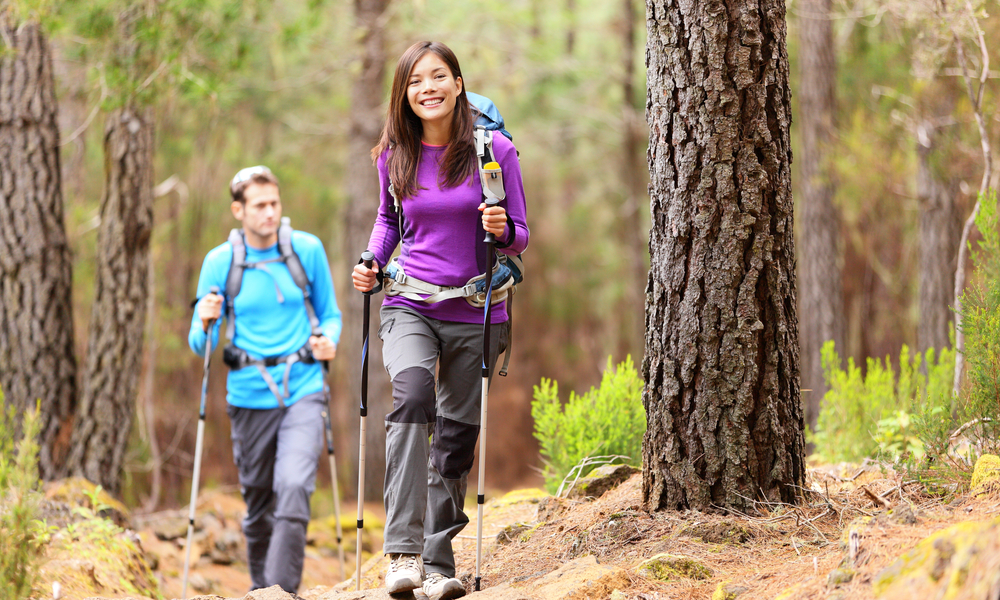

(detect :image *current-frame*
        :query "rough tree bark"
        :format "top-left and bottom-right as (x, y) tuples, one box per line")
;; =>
(343, 0), (392, 502)
(916, 122), (959, 356)
(643, 0), (805, 510)
(797, 0), (843, 431)
(0, 18), (79, 479)
(65, 105), (154, 493)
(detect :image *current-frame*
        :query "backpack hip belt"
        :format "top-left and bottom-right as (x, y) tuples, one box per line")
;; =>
(222, 342), (315, 408)
(382, 255), (516, 308)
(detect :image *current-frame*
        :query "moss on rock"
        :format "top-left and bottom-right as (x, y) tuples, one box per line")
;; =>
(681, 521), (752, 544)
(36, 516), (160, 600)
(635, 553), (712, 581)
(840, 515), (874, 549)
(970, 454), (1000, 498)
(873, 518), (1000, 599)
(566, 465), (638, 500)
(44, 477), (130, 526)
(497, 522), (541, 545)
(711, 580), (747, 599)
(827, 567), (855, 587)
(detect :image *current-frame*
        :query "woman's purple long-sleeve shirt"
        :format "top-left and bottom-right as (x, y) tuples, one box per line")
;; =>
(367, 134), (529, 324)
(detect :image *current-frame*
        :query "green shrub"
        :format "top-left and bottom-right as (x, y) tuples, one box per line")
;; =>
(0, 395), (45, 600)
(809, 341), (954, 463)
(531, 355), (645, 494)
(959, 188), (1000, 455)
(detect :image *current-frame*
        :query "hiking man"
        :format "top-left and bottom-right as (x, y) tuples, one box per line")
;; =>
(189, 165), (342, 593)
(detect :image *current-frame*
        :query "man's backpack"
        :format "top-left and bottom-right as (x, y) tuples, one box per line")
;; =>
(221, 217), (322, 404)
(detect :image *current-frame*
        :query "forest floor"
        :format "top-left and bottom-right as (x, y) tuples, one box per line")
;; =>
(32, 462), (1000, 600)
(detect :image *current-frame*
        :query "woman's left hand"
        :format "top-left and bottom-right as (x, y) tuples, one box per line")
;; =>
(479, 203), (507, 238)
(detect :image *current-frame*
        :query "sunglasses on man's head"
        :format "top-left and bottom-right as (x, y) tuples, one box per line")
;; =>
(231, 165), (272, 187)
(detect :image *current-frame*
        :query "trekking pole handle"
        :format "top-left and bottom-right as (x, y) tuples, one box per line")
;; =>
(204, 285), (221, 331)
(361, 251), (376, 295)
(483, 198), (500, 243)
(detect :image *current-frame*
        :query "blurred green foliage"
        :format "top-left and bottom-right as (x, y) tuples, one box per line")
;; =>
(531, 355), (645, 495)
(812, 190), (1000, 472)
(960, 189), (1000, 455)
(0, 396), (44, 600)
(809, 341), (954, 463)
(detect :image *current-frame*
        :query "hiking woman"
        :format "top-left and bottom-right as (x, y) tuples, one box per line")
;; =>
(352, 40), (529, 599)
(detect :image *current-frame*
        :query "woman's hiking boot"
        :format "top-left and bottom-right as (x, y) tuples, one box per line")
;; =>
(386, 553), (424, 593)
(422, 572), (466, 600)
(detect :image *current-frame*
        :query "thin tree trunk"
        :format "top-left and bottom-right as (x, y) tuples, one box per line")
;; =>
(66, 105), (154, 494)
(566, 0), (577, 56)
(620, 0), (647, 356)
(797, 0), (843, 432)
(344, 0), (392, 502)
(643, 0), (804, 511)
(916, 122), (959, 356)
(950, 13), (993, 396)
(140, 238), (162, 512)
(0, 18), (79, 479)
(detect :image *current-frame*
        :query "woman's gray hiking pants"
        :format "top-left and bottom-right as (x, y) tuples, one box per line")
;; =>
(227, 392), (325, 593)
(379, 305), (508, 578)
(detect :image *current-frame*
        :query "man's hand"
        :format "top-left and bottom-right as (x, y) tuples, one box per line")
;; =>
(310, 335), (337, 361)
(198, 292), (223, 332)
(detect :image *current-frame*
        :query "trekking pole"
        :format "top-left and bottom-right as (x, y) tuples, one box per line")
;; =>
(182, 285), (219, 600)
(475, 199), (500, 592)
(356, 251), (375, 591)
(319, 359), (346, 581)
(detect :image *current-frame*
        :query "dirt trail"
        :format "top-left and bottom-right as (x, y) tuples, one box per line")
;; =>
(33, 464), (1000, 600)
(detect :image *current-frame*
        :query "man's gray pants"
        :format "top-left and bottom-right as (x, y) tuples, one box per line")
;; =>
(227, 392), (325, 593)
(379, 305), (508, 578)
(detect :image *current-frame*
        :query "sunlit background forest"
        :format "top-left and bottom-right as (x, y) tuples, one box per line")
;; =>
(32, 0), (1000, 513)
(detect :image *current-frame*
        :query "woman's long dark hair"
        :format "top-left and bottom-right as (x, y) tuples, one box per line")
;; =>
(371, 41), (476, 201)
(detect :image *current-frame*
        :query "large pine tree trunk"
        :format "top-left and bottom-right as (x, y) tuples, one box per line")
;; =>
(643, 0), (804, 511)
(66, 105), (154, 493)
(0, 19), (79, 479)
(342, 0), (392, 502)
(797, 0), (843, 431)
(916, 123), (959, 355)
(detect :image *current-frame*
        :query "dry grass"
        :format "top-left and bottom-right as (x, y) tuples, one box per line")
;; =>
(455, 464), (1000, 599)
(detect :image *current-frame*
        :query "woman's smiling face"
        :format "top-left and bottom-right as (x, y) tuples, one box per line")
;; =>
(406, 51), (463, 128)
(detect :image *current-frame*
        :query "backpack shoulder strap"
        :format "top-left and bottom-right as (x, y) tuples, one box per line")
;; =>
(476, 127), (506, 203)
(387, 180), (405, 239)
(277, 218), (322, 336)
(224, 228), (246, 341)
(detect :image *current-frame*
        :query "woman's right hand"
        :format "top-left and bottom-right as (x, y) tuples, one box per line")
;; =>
(353, 261), (380, 292)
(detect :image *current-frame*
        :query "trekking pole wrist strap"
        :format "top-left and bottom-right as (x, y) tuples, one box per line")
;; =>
(493, 214), (516, 249)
